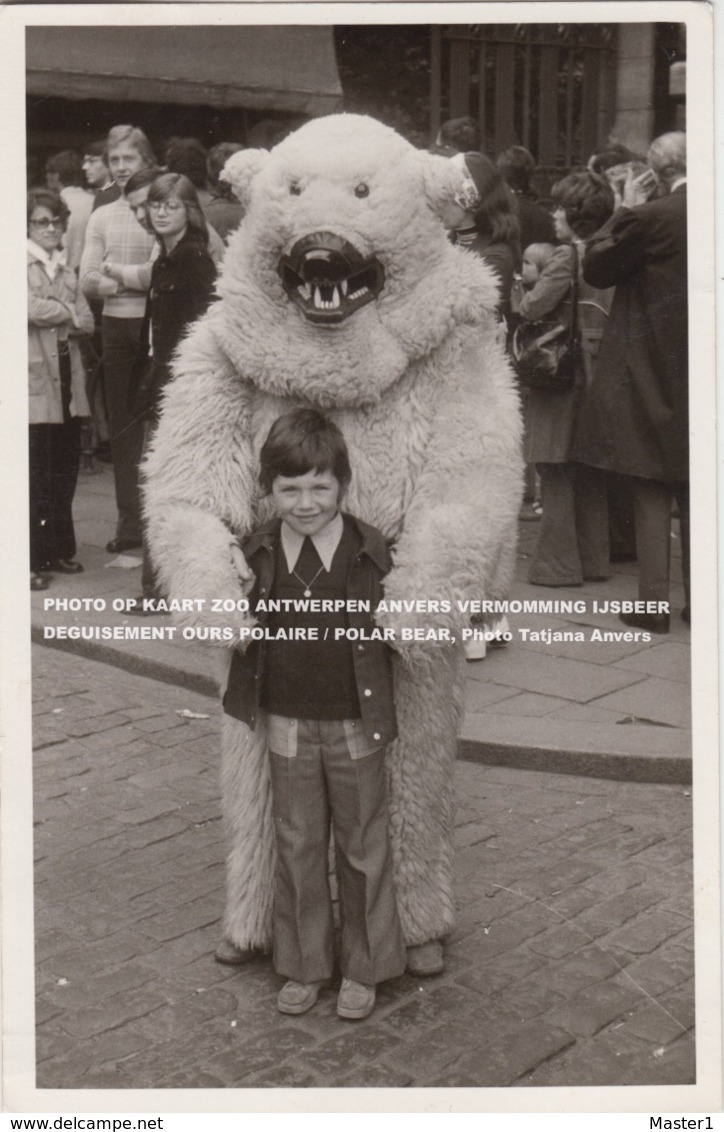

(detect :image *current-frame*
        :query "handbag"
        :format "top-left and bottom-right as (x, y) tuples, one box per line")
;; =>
(511, 245), (580, 393)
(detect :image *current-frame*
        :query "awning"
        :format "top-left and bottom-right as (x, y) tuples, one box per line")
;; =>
(26, 25), (344, 117)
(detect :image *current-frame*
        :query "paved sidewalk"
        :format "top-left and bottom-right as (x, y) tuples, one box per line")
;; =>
(33, 647), (695, 1091)
(31, 464), (692, 782)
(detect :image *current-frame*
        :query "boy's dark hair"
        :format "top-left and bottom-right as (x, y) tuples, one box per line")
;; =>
(496, 146), (537, 193)
(84, 140), (107, 161)
(164, 136), (208, 190)
(123, 166), (163, 196)
(438, 116), (480, 153)
(587, 143), (641, 175)
(46, 149), (85, 188)
(259, 409), (351, 495)
(551, 171), (615, 240)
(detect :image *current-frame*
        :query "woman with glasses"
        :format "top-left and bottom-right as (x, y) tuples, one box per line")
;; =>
(102, 172), (217, 610)
(28, 188), (93, 591)
(139, 173), (217, 412)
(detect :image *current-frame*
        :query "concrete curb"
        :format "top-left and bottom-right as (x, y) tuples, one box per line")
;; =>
(34, 628), (692, 785)
(458, 737), (691, 786)
(32, 624), (219, 698)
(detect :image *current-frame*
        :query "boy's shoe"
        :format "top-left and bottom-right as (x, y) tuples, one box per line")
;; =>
(277, 979), (326, 1015)
(406, 940), (444, 977)
(336, 978), (376, 1020)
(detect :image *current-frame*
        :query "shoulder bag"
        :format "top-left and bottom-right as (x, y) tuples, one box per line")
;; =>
(511, 245), (580, 393)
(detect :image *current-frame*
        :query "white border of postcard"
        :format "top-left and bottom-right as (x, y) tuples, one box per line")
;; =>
(1, 0), (720, 1117)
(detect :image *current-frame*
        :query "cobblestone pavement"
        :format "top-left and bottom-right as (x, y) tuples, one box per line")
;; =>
(32, 646), (695, 1091)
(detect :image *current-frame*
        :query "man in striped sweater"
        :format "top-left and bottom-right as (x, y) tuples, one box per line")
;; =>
(80, 125), (156, 552)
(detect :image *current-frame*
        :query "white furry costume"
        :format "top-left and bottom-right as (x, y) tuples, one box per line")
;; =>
(144, 115), (523, 952)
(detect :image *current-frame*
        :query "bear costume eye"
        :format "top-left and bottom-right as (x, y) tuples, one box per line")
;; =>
(289, 181), (302, 196)
(354, 183), (369, 199)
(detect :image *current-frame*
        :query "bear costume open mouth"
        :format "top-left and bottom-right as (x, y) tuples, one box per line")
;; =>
(280, 232), (385, 325)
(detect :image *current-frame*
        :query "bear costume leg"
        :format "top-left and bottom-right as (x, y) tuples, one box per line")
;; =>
(220, 714), (276, 952)
(386, 647), (466, 947)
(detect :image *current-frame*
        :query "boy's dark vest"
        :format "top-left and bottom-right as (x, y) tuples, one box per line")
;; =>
(260, 519), (360, 719)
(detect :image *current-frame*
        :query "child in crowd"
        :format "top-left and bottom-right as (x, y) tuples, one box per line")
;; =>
(517, 240), (610, 587)
(222, 408), (406, 1020)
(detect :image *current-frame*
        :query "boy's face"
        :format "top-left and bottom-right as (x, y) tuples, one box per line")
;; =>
(270, 469), (342, 537)
(126, 184), (153, 232)
(83, 153), (108, 189)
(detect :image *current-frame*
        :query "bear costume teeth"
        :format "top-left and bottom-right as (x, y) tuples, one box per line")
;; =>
(280, 231), (385, 325)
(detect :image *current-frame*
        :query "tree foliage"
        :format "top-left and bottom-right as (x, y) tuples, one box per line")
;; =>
(334, 26), (432, 147)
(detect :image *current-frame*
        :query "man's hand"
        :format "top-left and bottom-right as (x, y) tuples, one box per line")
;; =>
(231, 544), (255, 596)
(95, 268), (119, 297)
(622, 166), (658, 208)
(101, 261), (125, 285)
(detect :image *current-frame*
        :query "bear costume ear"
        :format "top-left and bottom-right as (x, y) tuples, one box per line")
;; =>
(420, 151), (471, 221)
(220, 149), (270, 210)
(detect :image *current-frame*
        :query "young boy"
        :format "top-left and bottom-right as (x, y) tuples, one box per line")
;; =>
(223, 408), (406, 1020)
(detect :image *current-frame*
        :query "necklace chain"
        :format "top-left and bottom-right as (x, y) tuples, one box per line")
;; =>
(292, 564), (326, 597)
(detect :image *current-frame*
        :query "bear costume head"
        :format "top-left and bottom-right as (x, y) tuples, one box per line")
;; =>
(212, 113), (501, 407)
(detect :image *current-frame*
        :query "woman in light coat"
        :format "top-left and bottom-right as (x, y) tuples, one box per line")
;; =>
(28, 188), (93, 590)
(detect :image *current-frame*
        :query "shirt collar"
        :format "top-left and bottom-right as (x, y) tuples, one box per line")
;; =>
(671, 176), (687, 193)
(280, 511), (344, 572)
(28, 240), (66, 277)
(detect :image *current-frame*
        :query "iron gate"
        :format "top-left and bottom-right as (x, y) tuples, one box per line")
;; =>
(432, 24), (617, 172)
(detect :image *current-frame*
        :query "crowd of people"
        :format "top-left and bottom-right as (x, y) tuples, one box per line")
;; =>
(433, 116), (689, 636)
(28, 128), (240, 596)
(27, 115), (689, 641)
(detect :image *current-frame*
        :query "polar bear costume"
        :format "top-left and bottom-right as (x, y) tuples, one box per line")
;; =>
(144, 114), (523, 964)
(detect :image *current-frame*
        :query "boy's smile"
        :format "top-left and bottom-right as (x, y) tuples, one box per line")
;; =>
(271, 469), (342, 538)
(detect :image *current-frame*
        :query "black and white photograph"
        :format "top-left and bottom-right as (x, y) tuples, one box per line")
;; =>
(1, 1), (720, 1115)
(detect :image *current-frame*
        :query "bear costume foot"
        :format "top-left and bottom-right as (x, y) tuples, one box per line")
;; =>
(406, 940), (444, 977)
(215, 938), (269, 966)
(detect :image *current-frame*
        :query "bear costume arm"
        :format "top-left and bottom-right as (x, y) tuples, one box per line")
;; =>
(143, 317), (258, 642)
(378, 327), (524, 644)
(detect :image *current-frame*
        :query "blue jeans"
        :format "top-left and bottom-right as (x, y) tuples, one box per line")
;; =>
(268, 715), (406, 985)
